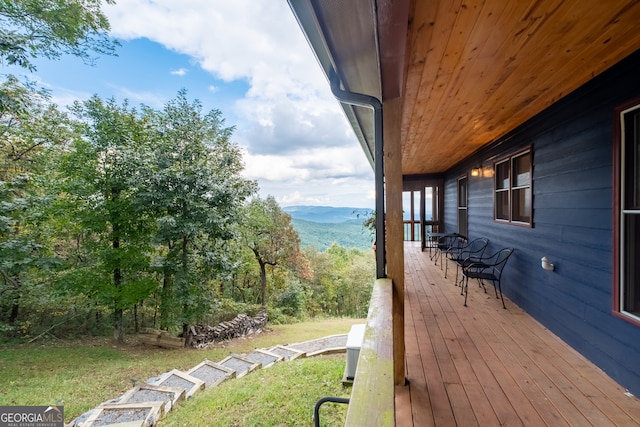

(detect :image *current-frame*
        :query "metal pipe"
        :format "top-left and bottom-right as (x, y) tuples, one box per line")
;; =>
(314, 396), (350, 427)
(329, 68), (386, 279)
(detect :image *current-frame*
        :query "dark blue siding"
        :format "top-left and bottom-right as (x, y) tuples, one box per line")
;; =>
(441, 49), (640, 395)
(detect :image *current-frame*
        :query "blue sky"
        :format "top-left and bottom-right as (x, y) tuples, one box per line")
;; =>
(16, 0), (376, 209)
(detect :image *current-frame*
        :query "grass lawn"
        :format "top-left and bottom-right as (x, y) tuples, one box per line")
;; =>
(0, 317), (364, 426)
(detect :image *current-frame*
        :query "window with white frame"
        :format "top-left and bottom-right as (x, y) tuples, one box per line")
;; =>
(619, 104), (640, 321)
(494, 149), (532, 226)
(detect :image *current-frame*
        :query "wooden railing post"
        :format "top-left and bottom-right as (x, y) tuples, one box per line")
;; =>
(344, 279), (395, 426)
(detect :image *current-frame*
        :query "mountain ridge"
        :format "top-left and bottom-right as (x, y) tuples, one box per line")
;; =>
(283, 206), (374, 251)
(283, 205), (373, 224)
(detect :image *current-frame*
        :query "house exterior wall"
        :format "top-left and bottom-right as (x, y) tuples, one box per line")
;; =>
(442, 49), (640, 396)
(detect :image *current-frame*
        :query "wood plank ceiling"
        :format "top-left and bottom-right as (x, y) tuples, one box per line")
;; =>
(400, 0), (640, 175)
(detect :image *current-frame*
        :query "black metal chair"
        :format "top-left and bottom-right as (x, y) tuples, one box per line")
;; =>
(462, 248), (514, 308)
(433, 233), (463, 269)
(444, 237), (489, 285)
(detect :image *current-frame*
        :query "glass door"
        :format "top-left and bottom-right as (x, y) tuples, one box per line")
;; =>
(403, 190), (422, 241)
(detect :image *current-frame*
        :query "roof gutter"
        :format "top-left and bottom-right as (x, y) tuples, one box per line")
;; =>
(329, 68), (385, 279)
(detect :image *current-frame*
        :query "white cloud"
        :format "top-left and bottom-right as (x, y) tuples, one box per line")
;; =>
(104, 0), (373, 207)
(170, 68), (188, 76)
(104, 1), (325, 94)
(243, 145), (372, 183)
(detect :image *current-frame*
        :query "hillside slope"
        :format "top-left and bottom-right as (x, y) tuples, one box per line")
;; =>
(291, 218), (374, 251)
(283, 206), (374, 251)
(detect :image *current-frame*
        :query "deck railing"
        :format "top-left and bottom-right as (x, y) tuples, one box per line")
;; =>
(344, 278), (395, 426)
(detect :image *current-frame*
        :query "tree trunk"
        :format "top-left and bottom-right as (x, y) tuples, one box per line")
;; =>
(113, 308), (123, 342)
(95, 304), (102, 329)
(179, 237), (191, 345)
(153, 291), (158, 328)
(113, 265), (123, 342)
(182, 322), (193, 347)
(134, 303), (139, 333)
(160, 272), (172, 329)
(8, 300), (19, 324)
(113, 221), (124, 342)
(0, 269), (21, 324)
(259, 260), (267, 307)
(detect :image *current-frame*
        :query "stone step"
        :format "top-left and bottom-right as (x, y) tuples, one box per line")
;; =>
(77, 401), (165, 427)
(268, 344), (306, 361)
(243, 348), (283, 368)
(187, 359), (236, 387)
(218, 354), (260, 378)
(148, 369), (205, 399)
(119, 383), (185, 412)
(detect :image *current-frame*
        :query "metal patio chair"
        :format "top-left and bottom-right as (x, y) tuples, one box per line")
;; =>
(433, 233), (464, 269)
(444, 237), (489, 285)
(462, 247), (514, 309)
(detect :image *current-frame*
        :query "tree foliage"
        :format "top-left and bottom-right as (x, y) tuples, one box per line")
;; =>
(0, 0), (118, 71)
(141, 90), (256, 342)
(242, 196), (309, 307)
(303, 244), (375, 318)
(0, 0), (377, 343)
(55, 96), (156, 341)
(0, 77), (68, 332)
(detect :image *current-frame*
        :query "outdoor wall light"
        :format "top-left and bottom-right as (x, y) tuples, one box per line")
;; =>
(541, 256), (555, 271)
(471, 166), (481, 177)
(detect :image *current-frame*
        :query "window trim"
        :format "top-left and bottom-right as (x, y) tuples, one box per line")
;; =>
(613, 99), (640, 327)
(457, 175), (468, 238)
(493, 147), (533, 227)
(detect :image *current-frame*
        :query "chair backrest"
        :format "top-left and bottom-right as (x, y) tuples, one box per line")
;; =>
(439, 233), (462, 249)
(462, 238), (489, 258)
(451, 234), (467, 250)
(492, 248), (514, 278)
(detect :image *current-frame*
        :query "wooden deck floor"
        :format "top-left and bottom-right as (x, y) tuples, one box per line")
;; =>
(395, 242), (640, 426)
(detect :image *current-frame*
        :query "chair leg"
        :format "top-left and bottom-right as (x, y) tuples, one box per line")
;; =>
(445, 258), (448, 278)
(463, 276), (469, 306)
(498, 280), (506, 309)
(431, 246), (439, 262)
(478, 278), (487, 293)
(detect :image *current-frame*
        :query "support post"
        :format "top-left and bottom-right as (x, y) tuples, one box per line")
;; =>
(383, 97), (405, 386)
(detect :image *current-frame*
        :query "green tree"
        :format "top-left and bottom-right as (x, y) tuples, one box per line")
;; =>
(143, 90), (256, 343)
(0, 78), (69, 331)
(57, 96), (156, 342)
(0, 0), (122, 338)
(0, 0), (118, 71)
(333, 245), (374, 317)
(242, 196), (309, 308)
(302, 244), (374, 317)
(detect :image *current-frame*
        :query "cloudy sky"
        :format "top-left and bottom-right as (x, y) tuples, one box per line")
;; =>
(29, 0), (376, 208)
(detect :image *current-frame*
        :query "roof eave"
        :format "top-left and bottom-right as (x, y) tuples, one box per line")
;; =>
(287, 0), (381, 168)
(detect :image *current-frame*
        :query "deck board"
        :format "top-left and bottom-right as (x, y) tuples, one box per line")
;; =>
(397, 242), (640, 426)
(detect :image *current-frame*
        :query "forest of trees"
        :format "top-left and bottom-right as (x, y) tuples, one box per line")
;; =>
(0, 0), (375, 344)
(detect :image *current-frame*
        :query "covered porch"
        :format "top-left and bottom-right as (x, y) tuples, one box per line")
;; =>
(395, 242), (640, 426)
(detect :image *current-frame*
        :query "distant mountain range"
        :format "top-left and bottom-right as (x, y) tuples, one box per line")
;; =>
(283, 206), (374, 251)
(283, 205), (373, 223)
